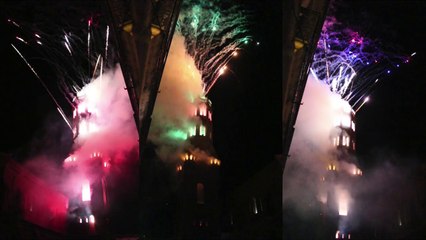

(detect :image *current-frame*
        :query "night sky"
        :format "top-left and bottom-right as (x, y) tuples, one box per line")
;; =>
(339, 0), (426, 169)
(1, 0), (426, 175)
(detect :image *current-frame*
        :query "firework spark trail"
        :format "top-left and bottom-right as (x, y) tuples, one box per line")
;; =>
(311, 16), (409, 107)
(177, 0), (252, 93)
(7, 14), (114, 103)
(11, 43), (73, 131)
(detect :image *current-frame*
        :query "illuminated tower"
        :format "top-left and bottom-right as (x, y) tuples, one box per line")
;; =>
(327, 101), (360, 172)
(64, 103), (111, 236)
(176, 96), (221, 239)
(323, 101), (362, 239)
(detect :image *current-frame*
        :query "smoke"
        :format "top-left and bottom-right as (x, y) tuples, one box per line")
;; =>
(335, 184), (351, 216)
(352, 156), (410, 230)
(283, 74), (411, 236)
(283, 74), (346, 214)
(148, 33), (203, 161)
(62, 64), (138, 198)
(22, 64), (138, 201)
(23, 155), (65, 189)
(72, 64), (138, 163)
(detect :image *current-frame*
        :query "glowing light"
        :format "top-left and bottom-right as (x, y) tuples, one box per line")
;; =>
(91, 152), (102, 158)
(89, 215), (95, 224)
(199, 105), (207, 116)
(183, 153), (196, 161)
(210, 158), (221, 166)
(339, 207), (348, 216)
(189, 126), (196, 137)
(8, 19), (20, 27)
(16, 36), (28, 44)
(336, 186), (350, 216)
(200, 125), (206, 136)
(355, 96), (370, 113)
(219, 66), (227, 75)
(64, 155), (77, 163)
(82, 180), (91, 202)
(167, 129), (188, 141)
(252, 198), (258, 214)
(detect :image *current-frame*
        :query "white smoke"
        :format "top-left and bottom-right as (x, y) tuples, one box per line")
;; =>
(72, 65), (138, 160)
(63, 65), (138, 198)
(283, 74), (354, 214)
(20, 64), (139, 200)
(283, 74), (411, 237)
(148, 33), (204, 160)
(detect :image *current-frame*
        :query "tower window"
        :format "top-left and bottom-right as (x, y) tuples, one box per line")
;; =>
(196, 183), (205, 204)
(82, 180), (91, 202)
(200, 125), (206, 136)
(342, 136), (350, 147)
(199, 105), (207, 116)
(189, 126), (196, 137)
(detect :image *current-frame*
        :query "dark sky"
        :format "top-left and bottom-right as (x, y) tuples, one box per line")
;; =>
(1, 0), (426, 172)
(338, 0), (426, 167)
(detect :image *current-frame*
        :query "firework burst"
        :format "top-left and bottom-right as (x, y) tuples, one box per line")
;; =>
(310, 16), (410, 110)
(176, 0), (252, 93)
(6, 2), (116, 108)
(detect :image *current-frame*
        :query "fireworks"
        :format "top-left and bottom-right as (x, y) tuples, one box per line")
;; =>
(5, 3), (138, 228)
(310, 16), (409, 110)
(284, 4), (414, 237)
(176, 0), (252, 93)
(148, 0), (253, 159)
(7, 5), (116, 108)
